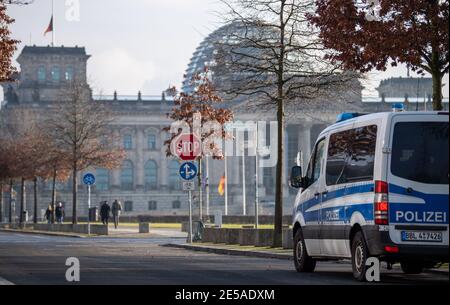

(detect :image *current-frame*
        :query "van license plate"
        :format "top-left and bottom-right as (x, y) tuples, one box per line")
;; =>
(401, 231), (443, 242)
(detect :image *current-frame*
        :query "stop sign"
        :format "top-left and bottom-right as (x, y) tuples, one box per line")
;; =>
(172, 133), (202, 161)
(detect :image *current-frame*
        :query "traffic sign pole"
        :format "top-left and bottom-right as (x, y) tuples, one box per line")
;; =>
(87, 185), (91, 235)
(83, 173), (96, 236)
(188, 190), (193, 244)
(179, 162), (197, 244)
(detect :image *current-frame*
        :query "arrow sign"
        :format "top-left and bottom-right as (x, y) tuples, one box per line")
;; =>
(179, 162), (198, 181)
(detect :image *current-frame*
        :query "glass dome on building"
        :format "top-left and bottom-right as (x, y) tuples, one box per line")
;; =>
(182, 22), (277, 93)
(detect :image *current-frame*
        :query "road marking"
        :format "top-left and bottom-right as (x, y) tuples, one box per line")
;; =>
(0, 276), (14, 285)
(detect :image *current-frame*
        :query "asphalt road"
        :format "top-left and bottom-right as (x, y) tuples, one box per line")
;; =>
(0, 232), (448, 285)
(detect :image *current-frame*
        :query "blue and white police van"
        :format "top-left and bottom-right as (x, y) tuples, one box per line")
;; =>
(290, 108), (449, 281)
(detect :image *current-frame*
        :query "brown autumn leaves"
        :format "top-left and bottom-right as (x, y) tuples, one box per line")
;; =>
(0, 82), (126, 224)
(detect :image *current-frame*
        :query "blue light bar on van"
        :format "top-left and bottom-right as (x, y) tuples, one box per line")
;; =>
(336, 113), (365, 123)
(392, 103), (405, 112)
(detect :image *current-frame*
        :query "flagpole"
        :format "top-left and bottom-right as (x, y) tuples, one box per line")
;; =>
(51, 0), (55, 47)
(206, 157), (210, 217)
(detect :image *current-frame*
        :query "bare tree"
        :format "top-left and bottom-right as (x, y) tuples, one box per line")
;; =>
(164, 68), (234, 220)
(45, 81), (125, 224)
(215, 0), (358, 247)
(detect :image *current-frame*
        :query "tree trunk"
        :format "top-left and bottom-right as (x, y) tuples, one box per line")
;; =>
(33, 177), (38, 224)
(72, 167), (78, 224)
(273, 97), (285, 248)
(51, 169), (57, 224)
(19, 177), (25, 225)
(0, 182), (3, 223)
(9, 179), (14, 223)
(273, 3), (285, 248)
(431, 69), (443, 111)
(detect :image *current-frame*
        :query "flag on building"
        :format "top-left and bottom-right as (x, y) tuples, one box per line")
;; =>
(44, 15), (53, 36)
(218, 175), (226, 196)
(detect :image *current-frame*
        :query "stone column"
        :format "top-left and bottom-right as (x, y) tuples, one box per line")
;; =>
(111, 128), (121, 189)
(160, 157), (168, 191)
(135, 127), (145, 190)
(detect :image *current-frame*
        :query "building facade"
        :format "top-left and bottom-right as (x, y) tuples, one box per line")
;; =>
(2, 42), (445, 222)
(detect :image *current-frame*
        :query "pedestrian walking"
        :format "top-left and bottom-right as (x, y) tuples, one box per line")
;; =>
(100, 201), (111, 225)
(55, 202), (65, 224)
(45, 204), (52, 224)
(111, 200), (122, 229)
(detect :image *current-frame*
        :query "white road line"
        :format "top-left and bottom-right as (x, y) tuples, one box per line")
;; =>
(0, 276), (14, 285)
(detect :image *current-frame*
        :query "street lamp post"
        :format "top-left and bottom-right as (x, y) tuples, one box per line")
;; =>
(254, 123), (259, 229)
(242, 140), (246, 216)
(206, 157), (210, 217)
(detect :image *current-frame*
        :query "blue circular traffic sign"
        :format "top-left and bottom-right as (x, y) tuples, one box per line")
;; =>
(179, 162), (198, 181)
(83, 173), (96, 186)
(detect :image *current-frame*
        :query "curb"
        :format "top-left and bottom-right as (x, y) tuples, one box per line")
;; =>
(162, 243), (293, 260)
(0, 228), (87, 238)
(426, 268), (450, 275)
(162, 244), (450, 276)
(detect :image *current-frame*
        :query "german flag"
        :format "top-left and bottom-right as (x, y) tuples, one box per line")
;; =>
(218, 175), (226, 196)
(44, 15), (53, 36)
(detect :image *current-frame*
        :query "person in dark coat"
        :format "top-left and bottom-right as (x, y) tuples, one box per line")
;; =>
(55, 202), (65, 224)
(45, 204), (53, 224)
(100, 201), (111, 225)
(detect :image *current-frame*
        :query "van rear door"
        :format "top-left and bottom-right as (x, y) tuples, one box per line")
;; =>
(387, 113), (449, 246)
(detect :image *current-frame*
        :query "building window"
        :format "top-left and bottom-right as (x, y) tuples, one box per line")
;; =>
(148, 201), (157, 211)
(65, 66), (74, 81)
(37, 66), (46, 82)
(96, 168), (110, 191)
(51, 66), (60, 82)
(124, 201), (133, 212)
(148, 135), (156, 150)
(169, 160), (181, 190)
(172, 200), (181, 209)
(145, 160), (158, 190)
(123, 134), (133, 150)
(121, 160), (134, 190)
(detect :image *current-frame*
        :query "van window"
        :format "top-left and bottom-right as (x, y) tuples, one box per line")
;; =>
(326, 125), (377, 186)
(391, 122), (449, 185)
(306, 138), (326, 186)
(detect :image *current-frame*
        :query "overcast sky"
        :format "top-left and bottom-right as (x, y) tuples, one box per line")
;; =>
(4, 0), (449, 98)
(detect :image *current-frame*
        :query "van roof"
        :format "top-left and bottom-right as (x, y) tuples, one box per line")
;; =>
(320, 111), (448, 137)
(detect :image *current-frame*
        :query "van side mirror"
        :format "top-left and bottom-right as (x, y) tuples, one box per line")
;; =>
(290, 166), (304, 189)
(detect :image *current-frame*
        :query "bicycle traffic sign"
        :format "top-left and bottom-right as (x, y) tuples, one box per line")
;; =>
(83, 173), (96, 186)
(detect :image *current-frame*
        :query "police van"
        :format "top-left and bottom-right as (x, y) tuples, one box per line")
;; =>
(290, 109), (449, 281)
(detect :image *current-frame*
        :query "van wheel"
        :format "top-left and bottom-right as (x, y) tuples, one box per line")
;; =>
(401, 261), (424, 274)
(351, 231), (369, 281)
(293, 229), (316, 273)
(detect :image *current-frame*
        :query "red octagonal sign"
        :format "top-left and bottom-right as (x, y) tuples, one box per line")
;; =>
(172, 133), (202, 161)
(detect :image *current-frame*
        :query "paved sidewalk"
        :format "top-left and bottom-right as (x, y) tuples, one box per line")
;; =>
(0, 226), (187, 239)
(0, 228), (87, 238)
